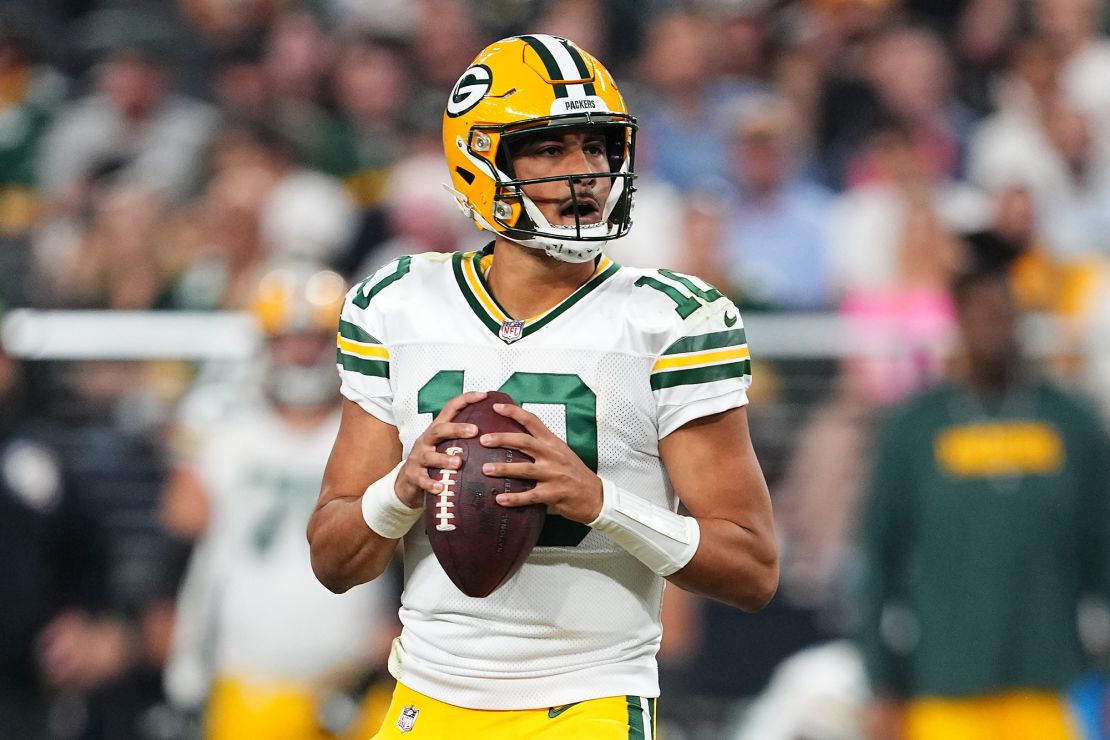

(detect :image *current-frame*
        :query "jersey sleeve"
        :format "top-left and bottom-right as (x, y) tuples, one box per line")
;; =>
(336, 259), (406, 425)
(647, 272), (752, 438)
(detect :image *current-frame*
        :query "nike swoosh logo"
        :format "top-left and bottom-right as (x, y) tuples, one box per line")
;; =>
(548, 702), (582, 718)
(723, 311), (738, 327)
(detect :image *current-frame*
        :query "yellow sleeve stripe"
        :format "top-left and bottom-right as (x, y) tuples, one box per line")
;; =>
(652, 346), (749, 373)
(337, 335), (390, 360)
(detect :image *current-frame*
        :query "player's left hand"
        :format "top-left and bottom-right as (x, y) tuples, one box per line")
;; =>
(479, 402), (603, 524)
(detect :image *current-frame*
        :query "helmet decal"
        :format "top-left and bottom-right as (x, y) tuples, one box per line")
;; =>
(446, 64), (493, 118)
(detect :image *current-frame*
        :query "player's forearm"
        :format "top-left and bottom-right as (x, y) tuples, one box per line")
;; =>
(307, 496), (398, 593)
(666, 517), (779, 612)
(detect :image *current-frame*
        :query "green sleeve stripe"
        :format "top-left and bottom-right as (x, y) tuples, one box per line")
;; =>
(650, 360), (750, 391)
(353, 255), (411, 308)
(337, 350), (389, 379)
(338, 319), (379, 345)
(663, 328), (746, 356)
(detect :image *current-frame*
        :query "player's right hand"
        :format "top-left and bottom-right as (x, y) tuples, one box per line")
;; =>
(394, 391), (486, 508)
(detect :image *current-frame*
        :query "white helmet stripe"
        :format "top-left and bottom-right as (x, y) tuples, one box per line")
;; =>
(526, 34), (590, 99)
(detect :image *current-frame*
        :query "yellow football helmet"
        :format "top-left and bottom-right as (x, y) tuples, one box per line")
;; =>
(250, 262), (346, 336)
(442, 34), (637, 263)
(249, 261), (346, 407)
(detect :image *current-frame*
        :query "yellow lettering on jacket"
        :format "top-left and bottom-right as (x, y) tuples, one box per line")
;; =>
(934, 422), (1064, 477)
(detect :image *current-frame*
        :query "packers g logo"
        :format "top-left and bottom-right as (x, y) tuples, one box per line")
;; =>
(447, 64), (492, 117)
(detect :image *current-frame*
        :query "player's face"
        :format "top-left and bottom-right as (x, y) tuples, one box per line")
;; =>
(509, 130), (613, 227)
(269, 331), (333, 367)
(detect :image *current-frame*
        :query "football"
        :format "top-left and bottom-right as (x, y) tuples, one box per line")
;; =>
(425, 391), (545, 597)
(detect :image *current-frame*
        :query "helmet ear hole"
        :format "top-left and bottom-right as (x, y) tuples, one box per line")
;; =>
(605, 128), (628, 170)
(454, 167), (475, 185)
(494, 144), (516, 180)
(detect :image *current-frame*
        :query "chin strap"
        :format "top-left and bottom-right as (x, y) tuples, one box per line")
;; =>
(443, 182), (610, 263)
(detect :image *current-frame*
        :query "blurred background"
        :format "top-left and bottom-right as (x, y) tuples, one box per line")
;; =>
(2, 0), (1110, 738)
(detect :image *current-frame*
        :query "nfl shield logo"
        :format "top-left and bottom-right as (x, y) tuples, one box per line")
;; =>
(499, 319), (525, 344)
(397, 705), (419, 733)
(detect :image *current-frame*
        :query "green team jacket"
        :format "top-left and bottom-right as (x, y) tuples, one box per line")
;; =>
(859, 378), (1110, 698)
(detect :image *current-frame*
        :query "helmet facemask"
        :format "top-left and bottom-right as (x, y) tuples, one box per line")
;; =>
(262, 331), (339, 409)
(490, 120), (636, 262)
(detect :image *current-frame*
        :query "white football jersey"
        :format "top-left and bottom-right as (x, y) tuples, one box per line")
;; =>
(337, 246), (752, 709)
(168, 398), (392, 693)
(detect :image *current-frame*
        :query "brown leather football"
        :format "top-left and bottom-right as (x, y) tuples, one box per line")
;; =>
(425, 391), (545, 597)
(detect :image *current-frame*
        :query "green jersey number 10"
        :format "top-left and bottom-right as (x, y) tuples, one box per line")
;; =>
(418, 370), (595, 547)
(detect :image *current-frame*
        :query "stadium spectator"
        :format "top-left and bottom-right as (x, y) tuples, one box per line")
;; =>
(210, 39), (272, 124)
(1032, 0), (1110, 169)
(36, 184), (175, 310)
(36, 10), (218, 204)
(0, 7), (64, 228)
(0, 6), (66, 304)
(804, 0), (900, 188)
(949, 0), (1022, 116)
(262, 6), (365, 180)
(406, 0), (488, 98)
(849, 25), (976, 184)
(630, 9), (762, 192)
(329, 32), (412, 209)
(178, 0), (287, 50)
(859, 264), (1110, 740)
(716, 93), (835, 311)
(167, 128), (282, 312)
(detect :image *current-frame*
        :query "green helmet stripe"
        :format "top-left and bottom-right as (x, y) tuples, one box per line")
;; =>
(519, 35), (569, 98)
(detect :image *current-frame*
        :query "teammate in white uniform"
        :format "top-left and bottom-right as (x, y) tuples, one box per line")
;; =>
(308, 35), (778, 740)
(163, 264), (396, 740)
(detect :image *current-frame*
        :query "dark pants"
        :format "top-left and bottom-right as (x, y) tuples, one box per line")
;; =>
(0, 685), (50, 740)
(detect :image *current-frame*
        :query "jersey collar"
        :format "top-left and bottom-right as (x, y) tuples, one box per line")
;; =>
(452, 243), (620, 344)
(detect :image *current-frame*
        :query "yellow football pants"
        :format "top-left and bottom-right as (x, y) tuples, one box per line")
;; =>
(370, 682), (657, 739)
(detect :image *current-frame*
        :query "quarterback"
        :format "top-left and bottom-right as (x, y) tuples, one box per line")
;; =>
(308, 34), (778, 739)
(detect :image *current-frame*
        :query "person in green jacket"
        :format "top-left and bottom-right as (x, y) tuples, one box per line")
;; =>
(859, 263), (1110, 740)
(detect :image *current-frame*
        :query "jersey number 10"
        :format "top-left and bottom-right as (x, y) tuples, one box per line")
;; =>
(418, 370), (596, 547)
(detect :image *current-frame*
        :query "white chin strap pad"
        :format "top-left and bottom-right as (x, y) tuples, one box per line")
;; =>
(518, 158), (632, 263)
(517, 194), (613, 263)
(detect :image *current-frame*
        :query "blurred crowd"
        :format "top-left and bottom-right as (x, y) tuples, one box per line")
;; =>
(4, 0), (1110, 738)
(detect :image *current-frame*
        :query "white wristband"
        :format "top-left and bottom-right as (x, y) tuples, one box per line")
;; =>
(588, 477), (700, 577)
(361, 461), (423, 539)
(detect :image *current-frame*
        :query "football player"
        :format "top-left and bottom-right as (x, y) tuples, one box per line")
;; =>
(308, 35), (778, 739)
(162, 263), (396, 740)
